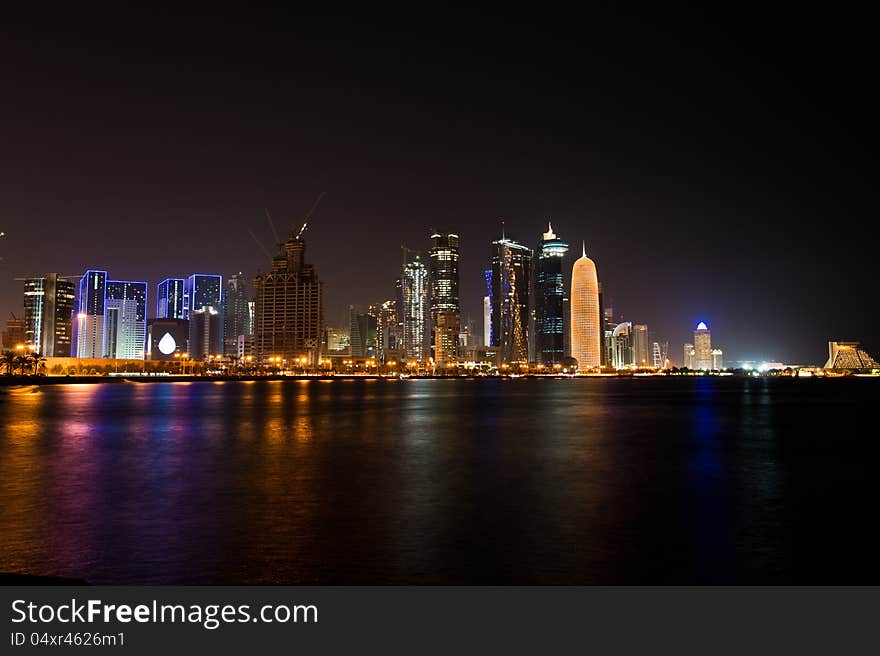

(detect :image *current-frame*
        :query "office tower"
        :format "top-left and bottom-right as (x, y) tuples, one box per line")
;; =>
(23, 274), (75, 356)
(105, 280), (147, 359)
(1, 315), (26, 350)
(693, 321), (712, 370)
(429, 231), (461, 364)
(711, 348), (724, 370)
(483, 296), (491, 348)
(350, 306), (377, 357)
(570, 243), (601, 370)
(632, 324), (649, 367)
(184, 274), (222, 320)
(611, 322), (634, 369)
(683, 343), (696, 369)
(534, 223), (569, 366)
(223, 273), (250, 356)
(237, 334), (255, 361)
(397, 256), (429, 360)
(189, 306), (222, 359)
(823, 342), (880, 370)
(147, 318), (188, 360)
(490, 235), (532, 363)
(374, 299), (399, 357)
(253, 227), (323, 365)
(75, 270), (107, 359)
(157, 278), (185, 319)
(247, 301), (255, 335)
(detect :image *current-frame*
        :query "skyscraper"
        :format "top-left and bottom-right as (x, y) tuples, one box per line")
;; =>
(428, 230), (461, 364)
(374, 299), (399, 358)
(611, 321), (634, 369)
(190, 305), (222, 360)
(693, 321), (712, 370)
(534, 223), (569, 365)
(184, 274), (222, 320)
(23, 273), (75, 356)
(75, 270), (107, 359)
(570, 243), (601, 370)
(105, 280), (148, 359)
(157, 278), (185, 319)
(349, 306), (377, 357)
(490, 235), (532, 364)
(253, 227), (323, 366)
(711, 348), (724, 370)
(683, 343), (696, 369)
(397, 256), (429, 360)
(632, 323), (650, 367)
(223, 273), (250, 356)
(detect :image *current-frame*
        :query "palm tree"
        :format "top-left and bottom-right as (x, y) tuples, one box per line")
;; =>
(1, 350), (17, 376)
(13, 354), (29, 375)
(27, 352), (46, 375)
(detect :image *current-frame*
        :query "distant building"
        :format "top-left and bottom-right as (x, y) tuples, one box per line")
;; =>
(490, 235), (532, 363)
(824, 341), (879, 370)
(570, 243), (601, 370)
(156, 278), (185, 319)
(611, 321), (633, 369)
(349, 306), (377, 357)
(428, 231), (461, 364)
(632, 323), (650, 367)
(105, 280), (147, 359)
(374, 299), (399, 359)
(75, 270), (107, 359)
(236, 333), (255, 361)
(397, 256), (429, 360)
(184, 274), (222, 320)
(534, 223), (569, 366)
(147, 318), (188, 360)
(23, 274), (75, 356)
(693, 321), (712, 370)
(1, 315), (25, 350)
(189, 306), (222, 360)
(711, 348), (724, 370)
(325, 326), (350, 353)
(223, 273), (250, 356)
(253, 228), (323, 366)
(683, 343), (695, 369)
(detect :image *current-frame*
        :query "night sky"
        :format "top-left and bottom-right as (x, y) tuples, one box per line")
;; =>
(2, 7), (876, 364)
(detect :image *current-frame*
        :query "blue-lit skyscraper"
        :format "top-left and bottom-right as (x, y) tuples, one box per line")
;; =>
(105, 280), (148, 359)
(184, 274), (222, 319)
(157, 278), (185, 319)
(535, 223), (569, 365)
(75, 270), (107, 359)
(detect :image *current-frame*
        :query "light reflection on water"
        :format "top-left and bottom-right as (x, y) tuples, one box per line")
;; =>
(0, 377), (878, 584)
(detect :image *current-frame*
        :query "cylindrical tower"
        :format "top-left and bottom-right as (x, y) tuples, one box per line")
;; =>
(570, 243), (601, 370)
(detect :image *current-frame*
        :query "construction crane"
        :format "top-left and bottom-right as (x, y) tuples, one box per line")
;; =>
(400, 244), (421, 267)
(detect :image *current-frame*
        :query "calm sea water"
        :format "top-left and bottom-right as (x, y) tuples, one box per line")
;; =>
(1, 377), (878, 584)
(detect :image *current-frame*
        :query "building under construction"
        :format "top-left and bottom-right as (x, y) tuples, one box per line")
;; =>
(253, 226), (323, 367)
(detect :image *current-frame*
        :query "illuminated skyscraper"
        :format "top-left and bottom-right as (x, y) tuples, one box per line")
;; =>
(105, 280), (147, 359)
(190, 305), (222, 360)
(570, 243), (601, 369)
(253, 228), (323, 365)
(23, 273), (75, 356)
(711, 348), (724, 370)
(611, 321), (633, 369)
(490, 235), (532, 363)
(683, 343), (695, 369)
(428, 230), (461, 363)
(693, 321), (712, 370)
(157, 278), (185, 319)
(223, 273), (250, 356)
(534, 223), (569, 365)
(632, 323), (649, 367)
(75, 269), (107, 359)
(184, 274), (222, 320)
(397, 256), (429, 360)
(374, 299), (399, 358)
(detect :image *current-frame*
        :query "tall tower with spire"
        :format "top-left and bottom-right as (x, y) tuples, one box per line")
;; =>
(535, 221), (569, 366)
(490, 228), (532, 364)
(570, 241), (601, 370)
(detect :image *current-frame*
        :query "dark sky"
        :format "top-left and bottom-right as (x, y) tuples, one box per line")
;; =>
(1, 7), (877, 365)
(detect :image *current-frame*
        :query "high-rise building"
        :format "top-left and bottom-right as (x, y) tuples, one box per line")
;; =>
(683, 343), (696, 369)
(147, 318), (188, 360)
(184, 274), (222, 320)
(429, 231), (461, 364)
(374, 300), (399, 358)
(223, 273), (250, 356)
(189, 306), (222, 360)
(693, 321), (712, 370)
(75, 270), (107, 359)
(482, 296), (491, 348)
(534, 223), (569, 365)
(397, 256), (429, 360)
(105, 280), (147, 359)
(325, 326), (350, 352)
(349, 306), (377, 357)
(23, 274), (75, 356)
(490, 236), (532, 363)
(611, 321), (634, 369)
(157, 278), (185, 319)
(711, 348), (724, 370)
(253, 228), (323, 366)
(1, 315), (25, 350)
(632, 323), (649, 367)
(570, 243), (601, 370)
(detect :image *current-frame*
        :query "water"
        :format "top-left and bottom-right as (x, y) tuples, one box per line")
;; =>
(1, 377), (877, 584)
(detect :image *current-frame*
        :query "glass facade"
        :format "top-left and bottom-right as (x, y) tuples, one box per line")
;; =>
(534, 224), (569, 365)
(490, 237), (532, 364)
(428, 231), (461, 363)
(157, 278), (185, 319)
